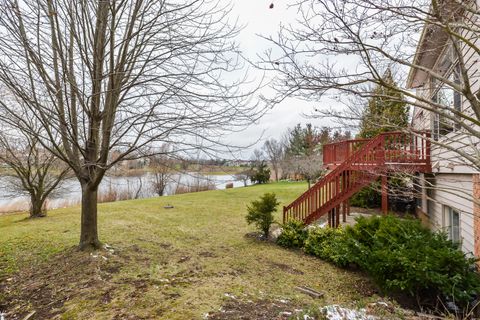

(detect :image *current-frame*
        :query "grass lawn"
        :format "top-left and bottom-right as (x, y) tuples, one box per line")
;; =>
(0, 182), (382, 319)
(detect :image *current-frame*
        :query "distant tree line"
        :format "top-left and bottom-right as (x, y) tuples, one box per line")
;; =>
(242, 124), (352, 187)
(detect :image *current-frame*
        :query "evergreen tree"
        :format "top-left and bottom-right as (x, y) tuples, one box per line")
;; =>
(249, 161), (271, 184)
(353, 70), (410, 209)
(358, 70), (409, 139)
(285, 123), (319, 157)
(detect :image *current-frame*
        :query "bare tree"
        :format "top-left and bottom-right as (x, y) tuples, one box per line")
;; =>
(0, 0), (262, 249)
(234, 170), (251, 187)
(289, 153), (325, 189)
(149, 154), (174, 197)
(251, 149), (265, 164)
(0, 130), (70, 218)
(263, 138), (283, 181)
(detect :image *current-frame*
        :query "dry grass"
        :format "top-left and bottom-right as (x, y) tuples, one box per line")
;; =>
(0, 182), (406, 320)
(174, 179), (216, 194)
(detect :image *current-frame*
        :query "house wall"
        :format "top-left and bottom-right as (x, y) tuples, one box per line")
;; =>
(410, 12), (480, 256)
(425, 173), (474, 254)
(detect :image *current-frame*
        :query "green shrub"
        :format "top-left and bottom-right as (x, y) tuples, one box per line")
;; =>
(344, 215), (382, 250)
(275, 213), (480, 310)
(345, 215), (480, 308)
(304, 226), (351, 267)
(249, 161), (271, 184)
(276, 220), (308, 248)
(349, 183), (381, 208)
(246, 193), (279, 238)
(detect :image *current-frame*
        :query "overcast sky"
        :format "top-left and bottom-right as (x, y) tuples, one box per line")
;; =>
(223, 0), (334, 159)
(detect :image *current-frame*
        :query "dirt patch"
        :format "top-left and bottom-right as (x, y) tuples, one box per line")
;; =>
(199, 251), (216, 258)
(136, 238), (173, 250)
(177, 255), (191, 263)
(244, 232), (278, 244)
(112, 312), (147, 320)
(158, 242), (172, 249)
(244, 232), (266, 241)
(101, 289), (114, 304)
(206, 298), (305, 319)
(0, 246), (125, 320)
(269, 261), (304, 275)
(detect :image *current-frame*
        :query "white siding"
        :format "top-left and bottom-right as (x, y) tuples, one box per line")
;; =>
(409, 8), (480, 256)
(427, 174), (474, 254)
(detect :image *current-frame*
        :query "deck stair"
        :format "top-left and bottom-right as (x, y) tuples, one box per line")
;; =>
(283, 131), (432, 226)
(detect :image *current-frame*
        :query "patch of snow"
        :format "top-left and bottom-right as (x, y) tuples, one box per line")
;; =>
(270, 228), (283, 240)
(224, 293), (236, 299)
(321, 305), (376, 320)
(103, 243), (115, 254)
(307, 222), (328, 230)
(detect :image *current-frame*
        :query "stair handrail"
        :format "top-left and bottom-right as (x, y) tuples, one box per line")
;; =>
(284, 133), (387, 213)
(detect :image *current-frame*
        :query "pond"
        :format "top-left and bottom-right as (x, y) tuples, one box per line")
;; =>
(0, 172), (249, 213)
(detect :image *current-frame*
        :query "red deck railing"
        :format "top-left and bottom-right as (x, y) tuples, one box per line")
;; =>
(323, 131), (431, 170)
(322, 138), (370, 169)
(284, 131), (431, 225)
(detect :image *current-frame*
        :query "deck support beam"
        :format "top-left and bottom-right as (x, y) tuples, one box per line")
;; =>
(335, 205), (340, 227)
(381, 174), (388, 214)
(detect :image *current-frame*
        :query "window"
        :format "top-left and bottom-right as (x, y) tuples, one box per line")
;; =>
(444, 205), (461, 242)
(431, 46), (462, 140)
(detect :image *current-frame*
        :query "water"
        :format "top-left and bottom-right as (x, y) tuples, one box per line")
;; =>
(0, 172), (249, 213)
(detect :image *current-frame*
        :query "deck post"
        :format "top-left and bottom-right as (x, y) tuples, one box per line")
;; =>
(381, 175), (388, 214)
(335, 205), (340, 227)
(342, 201), (347, 222)
(328, 210), (332, 227)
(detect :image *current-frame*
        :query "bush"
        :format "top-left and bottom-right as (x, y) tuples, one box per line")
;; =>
(349, 183), (381, 208)
(277, 220), (308, 248)
(249, 161), (271, 184)
(280, 214), (480, 311)
(344, 215), (480, 309)
(246, 193), (279, 238)
(304, 226), (352, 267)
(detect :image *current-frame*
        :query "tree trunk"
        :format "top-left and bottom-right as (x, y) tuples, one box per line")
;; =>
(29, 195), (46, 218)
(79, 183), (101, 250)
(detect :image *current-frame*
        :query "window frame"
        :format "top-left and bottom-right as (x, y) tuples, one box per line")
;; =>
(429, 45), (462, 141)
(443, 205), (461, 243)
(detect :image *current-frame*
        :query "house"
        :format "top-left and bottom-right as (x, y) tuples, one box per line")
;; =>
(282, 2), (480, 258)
(406, 4), (480, 257)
